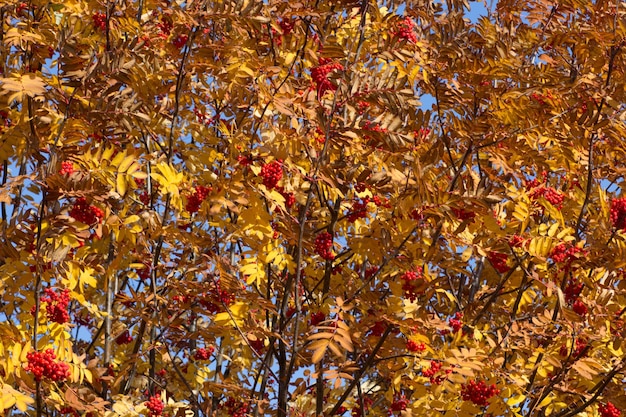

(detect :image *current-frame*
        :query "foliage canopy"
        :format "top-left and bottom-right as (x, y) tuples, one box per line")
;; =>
(0, 0), (625, 416)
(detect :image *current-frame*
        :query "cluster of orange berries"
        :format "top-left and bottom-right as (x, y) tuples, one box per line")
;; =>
(193, 346), (214, 361)
(401, 268), (424, 302)
(92, 13), (106, 31)
(40, 288), (70, 324)
(145, 394), (164, 417)
(25, 349), (70, 382)
(610, 197), (626, 230)
(460, 379), (500, 406)
(392, 17), (417, 43)
(314, 232), (334, 260)
(260, 160), (283, 189)
(70, 197), (104, 225)
(186, 185), (211, 213)
(599, 402), (622, 417)
(423, 360), (451, 385)
(59, 161), (74, 176)
(311, 58), (343, 97)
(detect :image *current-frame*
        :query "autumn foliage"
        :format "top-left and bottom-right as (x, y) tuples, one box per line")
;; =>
(0, 0), (625, 416)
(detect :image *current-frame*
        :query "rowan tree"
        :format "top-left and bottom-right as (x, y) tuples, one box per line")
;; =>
(0, 0), (625, 417)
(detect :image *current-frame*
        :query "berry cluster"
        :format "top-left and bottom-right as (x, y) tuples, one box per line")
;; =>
(389, 395), (409, 414)
(452, 207), (476, 222)
(448, 312), (464, 333)
(193, 346), (214, 361)
(351, 396), (373, 417)
(278, 18), (295, 35)
(599, 402), (622, 417)
(59, 161), (74, 176)
(610, 198), (626, 231)
(488, 252), (510, 274)
(401, 267), (424, 302)
(70, 197), (104, 225)
(173, 34), (188, 48)
(572, 299), (588, 316)
(422, 360), (450, 384)
(260, 160), (283, 189)
(92, 13), (106, 31)
(224, 397), (250, 417)
(157, 17), (173, 38)
(406, 340), (426, 353)
(528, 185), (564, 210)
(357, 101), (370, 115)
(310, 312), (326, 327)
(314, 232), (334, 260)
(347, 199), (369, 222)
(249, 338), (265, 354)
(40, 288), (70, 324)
(460, 379), (500, 406)
(311, 58), (343, 98)
(115, 330), (133, 345)
(276, 186), (295, 208)
(559, 338), (588, 358)
(25, 349), (70, 382)
(550, 243), (585, 265)
(392, 17), (417, 43)
(185, 185), (211, 213)
(145, 395), (164, 417)
(198, 279), (234, 314)
(565, 279), (584, 303)
(509, 234), (525, 247)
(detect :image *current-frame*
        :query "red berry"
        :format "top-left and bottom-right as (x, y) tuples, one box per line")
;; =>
(25, 349), (70, 382)
(311, 58), (343, 98)
(193, 346), (214, 361)
(488, 251), (510, 274)
(406, 340), (426, 353)
(115, 330), (133, 345)
(59, 161), (74, 175)
(401, 267), (424, 302)
(572, 299), (588, 316)
(92, 13), (106, 31)
(260, 160), (283, 189)
(610, 197), (626, 231)
(392, 17), (417, 43)
(69, 197), (104, 225)
(310, 312), (325, 326)
(314, 232), (334, 260)
(599, 402), (622, 417)
(460, 379), (500, 406)
(185, 185), (211, 213)
(145, 395), (164, 417)
(173, 34), (188, 48)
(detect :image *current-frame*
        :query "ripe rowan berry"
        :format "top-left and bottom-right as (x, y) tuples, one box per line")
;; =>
(92, 13), (106, 31)
(145, 394), (164, 417)
(173, 34), (188, 48)
(406, 340), (426, 353)
(185, 185), (211, 213)
(314, 232), (334, 260)
(115, 330), (133, 345)
(311, 58), (343, 98)
(38, 288), (70, 324)
(310, 312), (325, 326)
(610, 198), (626, 231)
(599, 402), (622, 417)
(401, 267), (424, 302)
(460, 379), (500, 406)
(59, 161), (74, 175)
(25, 349), (70, 382)
(392, 17), (417, 43)
(70, 197), (104, 225)
(488, 252), (510, 274)
(572, 299), (588, 316)
(193, 346), (214, 361)
(260, 160), (283, 189)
